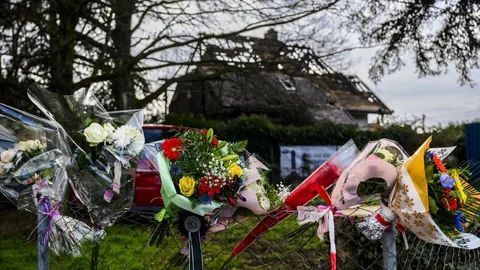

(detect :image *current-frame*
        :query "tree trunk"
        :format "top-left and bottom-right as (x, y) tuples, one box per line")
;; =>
(48, 0), (82, 95)
(111, 0), (136, 110)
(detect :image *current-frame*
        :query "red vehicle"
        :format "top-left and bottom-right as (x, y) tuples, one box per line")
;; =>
(131, 124), (179, 212)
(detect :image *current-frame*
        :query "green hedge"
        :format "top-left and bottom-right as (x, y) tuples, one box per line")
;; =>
(164, 114), (465, 182)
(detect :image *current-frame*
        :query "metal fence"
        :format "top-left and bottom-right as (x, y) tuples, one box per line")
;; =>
(2, 196), (480, 270)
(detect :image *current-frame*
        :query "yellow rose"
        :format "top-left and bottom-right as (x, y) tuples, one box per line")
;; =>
(228, 163), (243, 177)
(179, 176), (196, 197)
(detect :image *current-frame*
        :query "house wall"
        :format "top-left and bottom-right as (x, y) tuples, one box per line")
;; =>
(169, 81), (206, 115)
(349, 112), (369, 130)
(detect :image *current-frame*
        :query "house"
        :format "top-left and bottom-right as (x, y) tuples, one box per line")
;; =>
(169, 29), (392, 129)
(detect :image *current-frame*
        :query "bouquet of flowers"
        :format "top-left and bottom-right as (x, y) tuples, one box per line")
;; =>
(389, 137), (480, 248)
(28, 87), (144, 229)
(231, 140), (359, 259)
(332, 137), (480, 249)
(0, 103), (93, 256)
(28, 86), (144, 265)
(235, 154), (290, 215)
(332, 139), (407, 211)
(148, 128), (288, 244)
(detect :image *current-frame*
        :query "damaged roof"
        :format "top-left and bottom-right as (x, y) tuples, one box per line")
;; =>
(198, 30), (392, 115)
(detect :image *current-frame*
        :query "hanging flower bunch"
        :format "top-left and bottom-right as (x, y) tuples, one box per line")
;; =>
(425, 151), (474, 235)
(161, 128), (247, 207)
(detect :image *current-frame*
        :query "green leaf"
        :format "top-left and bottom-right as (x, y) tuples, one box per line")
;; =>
(85, 117), (93, 127)
(219, 154), (239, 162)
(429, 196), (439, 215)
(155, 209), (167, 222)
(207, 128), (214, 143)
(229, 140), (248, 153)
(217, 141), (227, 149)
(425, 165), (434, 184)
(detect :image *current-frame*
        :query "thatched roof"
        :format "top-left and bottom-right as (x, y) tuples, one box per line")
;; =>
(170, 30), (392, 125)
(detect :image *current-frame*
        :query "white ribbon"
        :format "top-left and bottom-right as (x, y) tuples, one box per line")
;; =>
(297, 206), (337, 270)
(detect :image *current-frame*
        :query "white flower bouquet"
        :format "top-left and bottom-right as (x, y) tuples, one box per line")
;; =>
(28, 87), (145, 230)
(0, 103), (94, 256)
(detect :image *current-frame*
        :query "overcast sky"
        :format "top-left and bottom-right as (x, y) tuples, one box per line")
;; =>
(348, 48), (480, 127)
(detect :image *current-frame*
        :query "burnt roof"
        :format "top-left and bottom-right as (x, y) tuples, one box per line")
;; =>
(197, 31), (392, 115)
(200, 70), (357, 125)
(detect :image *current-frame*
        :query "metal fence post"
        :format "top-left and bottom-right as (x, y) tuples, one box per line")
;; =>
(383, 223), (397, 270)
(37, 195), (50, 270)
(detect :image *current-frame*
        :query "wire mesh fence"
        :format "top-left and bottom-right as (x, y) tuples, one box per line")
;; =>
(2, 195), (480, 270)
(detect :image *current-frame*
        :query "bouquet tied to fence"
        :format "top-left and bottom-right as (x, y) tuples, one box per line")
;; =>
(0, 103), (93, 256)
(334, 137), (480, 249)
(148, 128), (288, 248)
(28, 87), (145, 230)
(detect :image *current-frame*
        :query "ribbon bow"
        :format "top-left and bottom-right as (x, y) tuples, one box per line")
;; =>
(297, 186), (339, 270)
(35, 195), (62, 246)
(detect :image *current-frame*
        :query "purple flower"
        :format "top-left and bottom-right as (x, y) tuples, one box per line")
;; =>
(199, 194), (212, 204)
(456, 211), (467, 232)
(170, 164), (181, 176)
(440, 174), (455, 188)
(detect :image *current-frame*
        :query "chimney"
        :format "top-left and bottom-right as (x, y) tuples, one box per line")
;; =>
(264, 29), (278, 40)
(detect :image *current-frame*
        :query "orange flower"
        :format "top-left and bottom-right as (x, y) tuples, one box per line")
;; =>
(433, 154), (447, 173)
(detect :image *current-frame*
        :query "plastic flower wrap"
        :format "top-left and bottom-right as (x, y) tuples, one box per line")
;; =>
(231, 139), (359, 258)
(0, 103), (93, 256)
(390, 137), (480, 248)
(332, 139), (408, 210)
(146, 129), (286, 248)
(333, 136), (480, 249)
(28, 87), (144, 229)
(235, 154), (290, 215)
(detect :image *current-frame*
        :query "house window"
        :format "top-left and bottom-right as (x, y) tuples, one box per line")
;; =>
(278, 76), (296, 92)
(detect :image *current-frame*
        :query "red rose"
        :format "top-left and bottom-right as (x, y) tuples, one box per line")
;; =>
(162, 138), (183, 161)
(211, 138), (219, 147)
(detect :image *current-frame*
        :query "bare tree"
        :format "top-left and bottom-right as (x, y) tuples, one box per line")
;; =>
(1, 0), (355, 116)
(354, 0), (480, 85)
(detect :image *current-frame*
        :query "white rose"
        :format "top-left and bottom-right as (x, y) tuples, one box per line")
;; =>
(33, 139), (44, 150)
(247, 182), (265, 195)
(25, 140), (41, 151)
(1, 148), (17, 163)
(15, 141), (27, 152)
(103, 123), (116, 142)
(259, 195), (271, 210)
(124, 125), (140, 139)
(84, 123), (108, 146)
(3, 162), (13, 170)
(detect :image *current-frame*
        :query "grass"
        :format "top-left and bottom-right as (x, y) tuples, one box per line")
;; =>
(0, 208), (341, 270)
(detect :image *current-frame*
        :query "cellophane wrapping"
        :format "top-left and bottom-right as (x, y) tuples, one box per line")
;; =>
(28, 88), (144, 229)
(0, 103), (94, 255)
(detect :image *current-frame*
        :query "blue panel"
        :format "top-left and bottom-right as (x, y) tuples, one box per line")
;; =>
(465, 123), (480, 182)
(466, 123), (480, 161)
